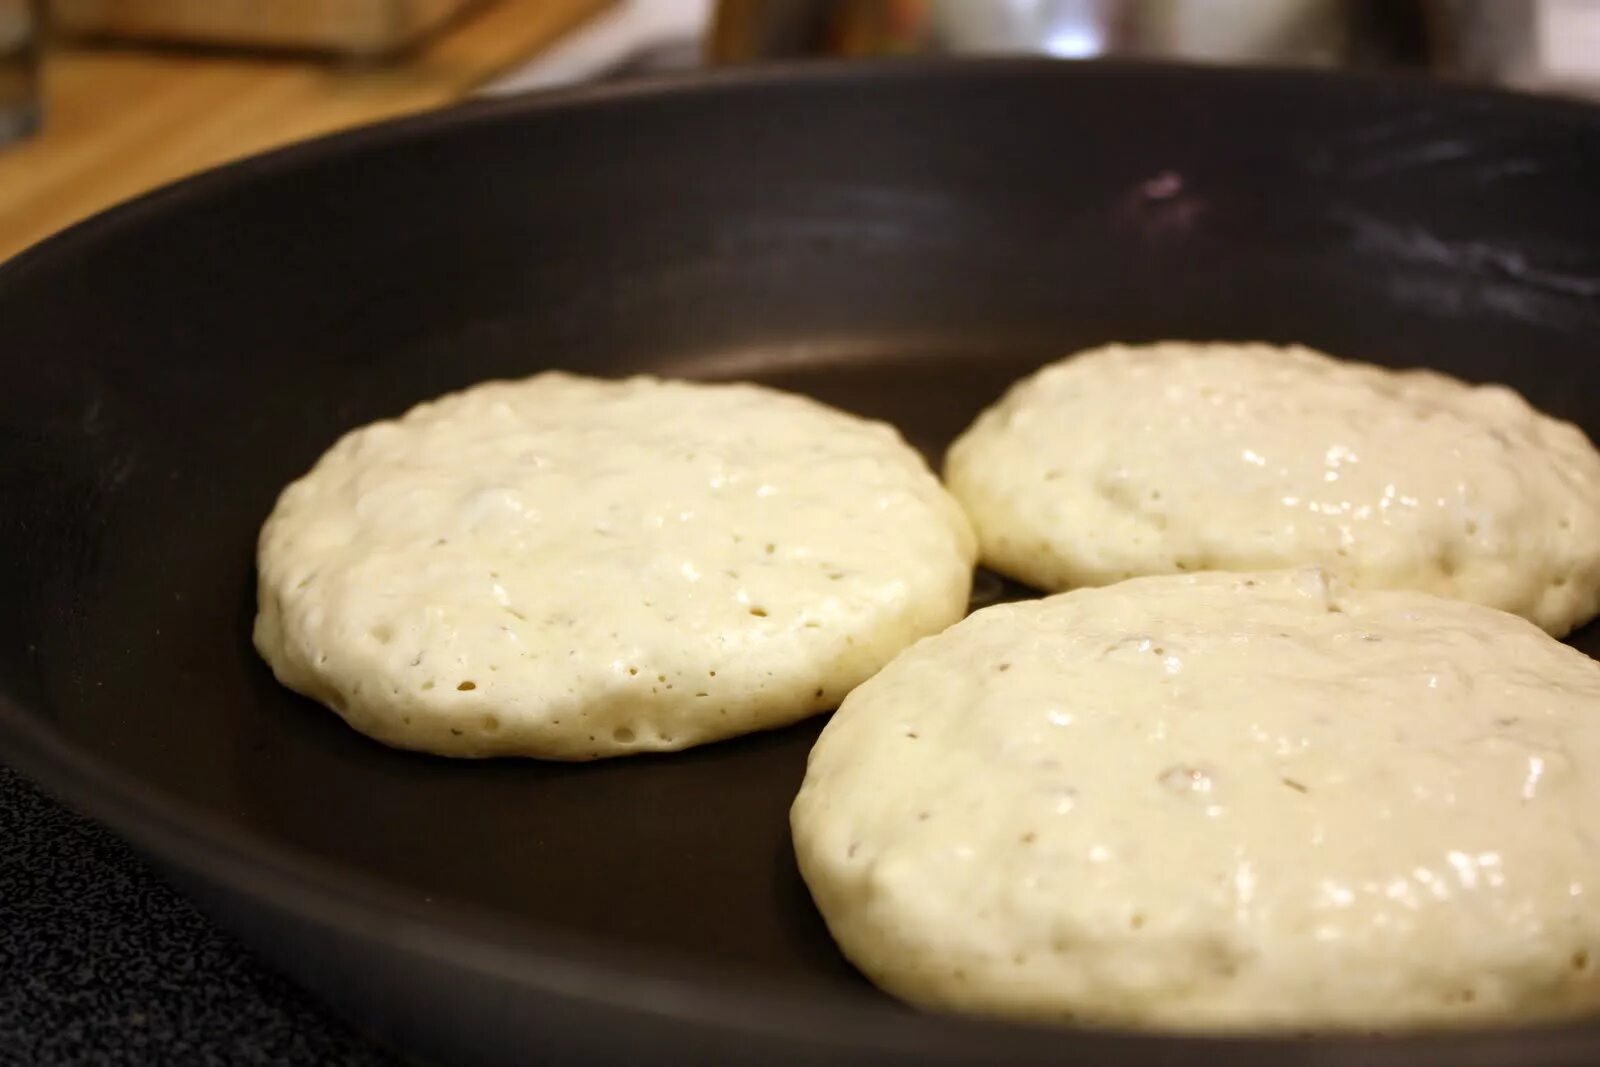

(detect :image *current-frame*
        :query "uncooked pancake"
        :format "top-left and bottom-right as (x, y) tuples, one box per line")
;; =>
(254, 372), (975, 759)
(792, 569), (1600, 1030)
(944, 342), (1600, 635)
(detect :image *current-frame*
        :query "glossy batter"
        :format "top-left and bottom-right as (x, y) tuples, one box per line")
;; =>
(945, 342), (1600, 635)
(254, 372), (975, 759)
(793, 569), (1600, 1029)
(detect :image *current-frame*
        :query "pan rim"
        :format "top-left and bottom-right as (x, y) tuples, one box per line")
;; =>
(5, 55), (1600, 1062)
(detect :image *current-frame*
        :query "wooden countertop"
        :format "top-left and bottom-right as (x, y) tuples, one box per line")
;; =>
(0, 0), (610, 263)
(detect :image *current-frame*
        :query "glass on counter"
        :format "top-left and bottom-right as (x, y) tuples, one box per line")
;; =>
(0, 0), (38, 148)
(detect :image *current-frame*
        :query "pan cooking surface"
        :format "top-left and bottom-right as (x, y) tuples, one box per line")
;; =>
(3, 60), (1600, 1063)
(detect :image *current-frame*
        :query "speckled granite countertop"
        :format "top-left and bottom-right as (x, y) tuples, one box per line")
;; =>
(0, 765), (396, 1066)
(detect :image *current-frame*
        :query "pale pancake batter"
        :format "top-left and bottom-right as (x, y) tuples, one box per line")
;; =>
(255, 372), (975, 759)
(945, 342), (1600, 635)
(793, 569), (1600, 1029)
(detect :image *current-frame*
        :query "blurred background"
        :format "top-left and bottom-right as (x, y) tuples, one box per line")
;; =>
(2, 0), (1600, 263)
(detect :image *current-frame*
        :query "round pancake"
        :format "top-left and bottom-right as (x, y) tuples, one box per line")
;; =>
(792, 569), (1600, 1030)
(254, 372), (975, 759)
(944, 342), (1600, 636)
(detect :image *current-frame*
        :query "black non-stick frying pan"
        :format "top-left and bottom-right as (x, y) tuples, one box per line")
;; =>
(3, 59), (1600, 1065)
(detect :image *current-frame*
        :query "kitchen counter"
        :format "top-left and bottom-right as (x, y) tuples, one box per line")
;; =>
(0, 0), (609, 263)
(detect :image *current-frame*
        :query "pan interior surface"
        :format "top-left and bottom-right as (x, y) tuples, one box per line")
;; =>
(3, 60), (1600, 1063)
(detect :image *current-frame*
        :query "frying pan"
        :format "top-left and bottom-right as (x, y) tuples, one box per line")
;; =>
(3, 59), (1600, 1065)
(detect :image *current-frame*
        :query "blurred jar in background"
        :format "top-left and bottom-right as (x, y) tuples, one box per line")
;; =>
(0, 0), (38, 147)
(926, 0), (1351, 64)
(710, 0), (1427, 70)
